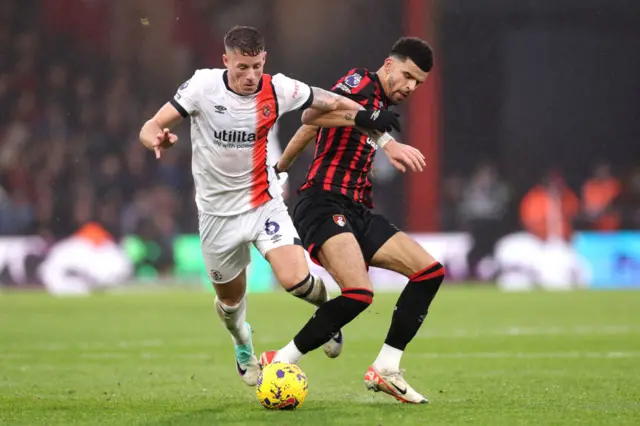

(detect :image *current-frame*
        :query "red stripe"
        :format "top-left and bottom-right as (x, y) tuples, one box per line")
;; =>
(353, 81), (381, 203)
(306, 244), (322, 266)
(251, 74), (277, 207)
(341, 287), (373, 294)
(342, 292), (373, 304)
(341, 133), (368, 197)
(409, 262), (445, 282)
(301, 132), (325, 189)
(323, 128), (352, 191)
(412, 268), (445, 282)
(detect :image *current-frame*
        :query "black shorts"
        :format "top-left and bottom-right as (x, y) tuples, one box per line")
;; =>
(292, 189), (399, 266)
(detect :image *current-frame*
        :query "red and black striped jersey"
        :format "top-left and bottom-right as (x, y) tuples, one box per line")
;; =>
(300, 68), (390, 207)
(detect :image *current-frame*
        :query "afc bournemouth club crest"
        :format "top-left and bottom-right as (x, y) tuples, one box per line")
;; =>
(333, 214), (346, 227)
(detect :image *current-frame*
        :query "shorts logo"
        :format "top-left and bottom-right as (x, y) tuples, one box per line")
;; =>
(344, 73), (362, 88)
(210, 269), (223, 281)
(333, 214), (346, 227)
(179, 79), (190, 90)
(265, 219), (280, 236)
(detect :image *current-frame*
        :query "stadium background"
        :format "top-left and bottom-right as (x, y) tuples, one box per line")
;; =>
(1, 0), (640, 293)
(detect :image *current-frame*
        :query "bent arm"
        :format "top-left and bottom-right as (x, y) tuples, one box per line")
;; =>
(139, 102), (183, 150)
(277, 125), (319, 172)
(300, 86), (368, 127)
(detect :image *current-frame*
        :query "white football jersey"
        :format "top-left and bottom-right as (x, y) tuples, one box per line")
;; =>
(170, 68), (313, 216)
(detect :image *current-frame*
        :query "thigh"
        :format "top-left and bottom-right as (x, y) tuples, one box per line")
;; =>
(199, 212), (251, 284)
(317, 233), (372, 291)
(370, 231), (438, 278)
(359, 212), (401, 264)
(254, 199), (310, 288)
(292, 191), (355, 265)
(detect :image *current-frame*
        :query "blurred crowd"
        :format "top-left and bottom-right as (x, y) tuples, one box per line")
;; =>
(1, 0), (639, 254)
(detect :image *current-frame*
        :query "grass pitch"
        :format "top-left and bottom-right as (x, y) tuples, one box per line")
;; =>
(1, 286), (639, 425)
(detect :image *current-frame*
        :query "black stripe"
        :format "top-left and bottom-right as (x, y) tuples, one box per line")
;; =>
(298, 280), (315, 299)
(299, 84), (314, 110)
(294, 237), (303, 247)
(286, 273), (311, 293)
(269, 81), (280, 118)
(415, 263), (444, 278)
(170, 98), (189, 118)
(342, 288), (374, 296)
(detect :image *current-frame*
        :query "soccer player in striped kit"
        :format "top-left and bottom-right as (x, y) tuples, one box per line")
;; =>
(262, 37), (445, 404)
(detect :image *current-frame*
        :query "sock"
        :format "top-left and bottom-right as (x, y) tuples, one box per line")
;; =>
(214, 296), (250, 346)
(378, 262), (445, 370)
(291, 287), (374, 356)
(286, 273), (330, 308)
(373, 344), (404, 372)
(273, 340), (304, 364)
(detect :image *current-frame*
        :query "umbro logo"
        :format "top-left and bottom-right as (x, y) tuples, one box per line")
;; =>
(214, 105), (227, 114)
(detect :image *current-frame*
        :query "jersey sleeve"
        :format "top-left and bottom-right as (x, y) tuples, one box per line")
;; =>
(331, 68), (372, 105)
(170, 69), (207, 117)
(271, 73), (314, 114)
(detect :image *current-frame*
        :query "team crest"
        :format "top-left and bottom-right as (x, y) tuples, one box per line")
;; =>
(263, 105), (271, 117)
(210, 269), (223, 281)
(344, 73), (362, 88)
(333, 214), (346, 227)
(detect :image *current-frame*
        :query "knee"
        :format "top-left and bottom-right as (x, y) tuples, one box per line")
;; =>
(216, 295), (244, 308)
(408, 261), (446, 284)
(279, 268), (311, 292)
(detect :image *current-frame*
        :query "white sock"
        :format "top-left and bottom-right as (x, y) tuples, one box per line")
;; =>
(373, 344), (404, 372)
(273, 340), (304, 364)
(214, 296), (250, 346)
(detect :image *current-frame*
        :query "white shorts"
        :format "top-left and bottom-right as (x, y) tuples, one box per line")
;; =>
(199, 197), (300, 284)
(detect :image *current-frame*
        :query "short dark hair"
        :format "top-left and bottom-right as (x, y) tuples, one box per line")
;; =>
(224, 25), (265, 56)
(390, 37), (433, 72)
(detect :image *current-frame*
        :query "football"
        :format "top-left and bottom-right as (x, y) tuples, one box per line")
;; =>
(256, 362), (309, 410)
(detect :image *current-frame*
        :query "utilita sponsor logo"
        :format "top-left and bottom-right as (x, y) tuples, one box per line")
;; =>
(212, 130), (257, 143)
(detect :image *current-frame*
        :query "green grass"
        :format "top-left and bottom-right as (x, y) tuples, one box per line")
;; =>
(1, 287), (639, 425)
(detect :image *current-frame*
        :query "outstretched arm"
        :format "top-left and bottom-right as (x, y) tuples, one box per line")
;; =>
(302, 87), (400, 133)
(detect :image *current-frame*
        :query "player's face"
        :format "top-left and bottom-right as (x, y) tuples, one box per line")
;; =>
(384, 57), (428, 104)
(223, 49), (266, 95)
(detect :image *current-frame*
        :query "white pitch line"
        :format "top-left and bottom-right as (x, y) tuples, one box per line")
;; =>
(2, 325), (638, 354)
(409, 351), (640, 360)
(3, 351), (639, 364)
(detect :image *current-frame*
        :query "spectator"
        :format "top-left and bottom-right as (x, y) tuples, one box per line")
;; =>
(520, 170), (579, 241)
(581, 162), (621, 231)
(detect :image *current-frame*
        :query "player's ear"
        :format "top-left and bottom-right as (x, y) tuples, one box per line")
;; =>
(222, 54), (229, 67)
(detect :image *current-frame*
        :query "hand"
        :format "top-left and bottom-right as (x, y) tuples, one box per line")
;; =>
(355, 110), (401, 133)
(153, 128), (178, 159)
(383, 140), (426, 173)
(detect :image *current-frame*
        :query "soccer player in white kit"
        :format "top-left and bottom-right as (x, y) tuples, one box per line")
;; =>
(139, 26), (401, 386)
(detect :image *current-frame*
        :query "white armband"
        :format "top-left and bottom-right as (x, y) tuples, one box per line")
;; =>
(375, 132), (393, 149)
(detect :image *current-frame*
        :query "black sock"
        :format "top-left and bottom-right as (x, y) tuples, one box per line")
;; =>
(384, 262), (445, 351)
(293, 288), (374, 354)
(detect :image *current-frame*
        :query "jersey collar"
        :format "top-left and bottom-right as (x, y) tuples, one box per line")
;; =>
(370, 72), (392, 106)
(223, 70), (263, 96)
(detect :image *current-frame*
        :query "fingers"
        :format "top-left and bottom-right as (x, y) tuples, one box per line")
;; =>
(389, 158), (406, 173)
(154, 146), (162, 159)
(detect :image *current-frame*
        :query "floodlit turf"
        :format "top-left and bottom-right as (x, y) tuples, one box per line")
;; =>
(1, 286), (639, 425)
